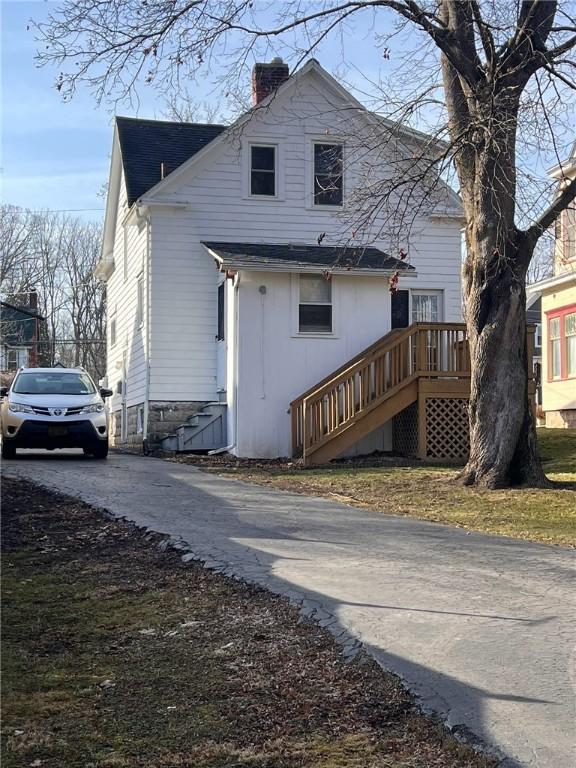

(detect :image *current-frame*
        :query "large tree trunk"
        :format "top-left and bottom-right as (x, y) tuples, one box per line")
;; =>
(460, 238), (547, 489)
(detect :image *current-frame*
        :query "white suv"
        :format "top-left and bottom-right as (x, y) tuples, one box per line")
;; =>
(0, 367), (112, 460)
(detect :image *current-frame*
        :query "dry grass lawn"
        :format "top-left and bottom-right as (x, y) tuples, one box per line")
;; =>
(1, 477), (495, 768)
(209, 429), (575, 547)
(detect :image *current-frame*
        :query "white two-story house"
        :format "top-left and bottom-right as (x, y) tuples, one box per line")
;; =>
(97, 58), (465, 461)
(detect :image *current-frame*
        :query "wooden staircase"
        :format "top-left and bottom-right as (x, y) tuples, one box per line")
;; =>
(291, 322), (535, 466)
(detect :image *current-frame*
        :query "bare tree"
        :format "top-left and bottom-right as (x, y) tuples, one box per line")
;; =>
(34, 0), (576, 487)
(0, 206), (106, 381)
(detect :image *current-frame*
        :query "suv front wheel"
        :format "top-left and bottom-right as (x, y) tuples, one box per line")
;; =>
(91, 442), (109, 460)
(1, 441), (16, 460)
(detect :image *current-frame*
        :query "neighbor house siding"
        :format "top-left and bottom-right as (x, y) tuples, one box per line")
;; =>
(541, 282), (576, 417)
(105, 175), (148, 425)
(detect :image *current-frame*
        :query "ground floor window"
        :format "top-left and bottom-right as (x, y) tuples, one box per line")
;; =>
(298, 274), (332, 333)
(136, 405), (144, 434)
(547, 305), (576, 381)
(1, 346), (28, 370)
(411, 291), (442, 323)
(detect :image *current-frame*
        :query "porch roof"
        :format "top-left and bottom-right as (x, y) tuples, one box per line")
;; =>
(203, 242), (415, 274)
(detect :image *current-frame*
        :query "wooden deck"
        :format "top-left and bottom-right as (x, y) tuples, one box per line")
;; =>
(291, 323), (535, 465)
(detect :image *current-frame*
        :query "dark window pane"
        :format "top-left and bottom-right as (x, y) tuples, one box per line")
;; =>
(251, 170), (275, 196)
(314, 144), (342, 175)
(251, 146), (275, 171)
(391, 290), (409, 329)
(299, 304), (332, 333)
(217, 283), (225, 341)
(314, 175), (343, 205)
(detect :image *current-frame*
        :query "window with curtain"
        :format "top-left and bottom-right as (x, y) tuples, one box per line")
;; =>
(299, 274), (332, 333)
(549, 316), (561, 379)
(313, 143), (343, 206)
(412, 293), (440, 322)
(565, 312), (576, 377)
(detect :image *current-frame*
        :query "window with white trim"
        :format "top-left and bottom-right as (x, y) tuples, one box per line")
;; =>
(411, 291), (442, 322)
(250, 145), (276, 196)
(313, 143), (343, 206)
(549, 316), (561, 379)
(565, 311), (576, 377)
(298, 274), (332, 333)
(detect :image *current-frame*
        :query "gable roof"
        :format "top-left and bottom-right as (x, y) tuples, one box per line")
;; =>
(116, 116), (227, 206)
(203, 242), (415, 274)
(0, 301), (42, 346)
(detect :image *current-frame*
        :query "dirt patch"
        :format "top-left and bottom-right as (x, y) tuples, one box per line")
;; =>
(1, 476), (496, 768)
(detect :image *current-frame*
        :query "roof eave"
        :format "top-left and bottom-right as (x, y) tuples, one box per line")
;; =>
(206, 248), (416, 276)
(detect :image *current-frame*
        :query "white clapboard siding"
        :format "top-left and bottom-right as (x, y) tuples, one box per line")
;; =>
(148, 211), (218, 401)
(105, 175), (148, 413)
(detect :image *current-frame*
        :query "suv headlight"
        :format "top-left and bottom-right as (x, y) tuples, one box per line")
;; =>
(8, 402), (35, 414)
(80, 404), (105, 414)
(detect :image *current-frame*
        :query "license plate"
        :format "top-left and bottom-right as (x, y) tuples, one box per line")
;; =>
(48, 426), (67, 437)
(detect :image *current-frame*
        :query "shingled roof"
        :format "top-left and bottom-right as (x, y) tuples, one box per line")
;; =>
(116, 117), (227, 205)
(0, 302), (42, 346)
(202, 242), (415, 272)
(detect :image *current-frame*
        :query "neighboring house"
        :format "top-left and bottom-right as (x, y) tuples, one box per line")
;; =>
(97, 58), (468, 460)
(528, 142), (576, 428)
(526, 293), (543, 406)
(0, 293), (43, 373)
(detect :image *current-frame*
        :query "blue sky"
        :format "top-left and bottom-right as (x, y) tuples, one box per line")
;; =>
(1, 1), (404, 224)
(1, 2), (571, 226)
(1, 1), (150, 221)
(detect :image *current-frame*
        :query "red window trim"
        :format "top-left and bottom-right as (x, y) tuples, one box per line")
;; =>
(546, 303), (576, 382)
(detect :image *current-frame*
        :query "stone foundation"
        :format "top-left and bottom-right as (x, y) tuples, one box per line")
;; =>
(110, 401), (210, 450)
(544, 409), (576, 428)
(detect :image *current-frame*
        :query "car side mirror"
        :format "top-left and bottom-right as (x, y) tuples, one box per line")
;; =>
(0, 387), (8, 398)
(99, 388), (113, 399)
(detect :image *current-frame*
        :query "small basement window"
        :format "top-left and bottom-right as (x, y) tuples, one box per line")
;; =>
(250, 145), (276, 196)
(314, 143), (343, 206)
(299, 274), (332, 333)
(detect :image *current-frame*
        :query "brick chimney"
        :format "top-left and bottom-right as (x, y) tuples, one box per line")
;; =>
(252, 58), (290, 105)
(28, 290), (38, 311)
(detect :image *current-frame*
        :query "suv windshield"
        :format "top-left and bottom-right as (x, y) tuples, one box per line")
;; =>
(12, 372), (96, 396)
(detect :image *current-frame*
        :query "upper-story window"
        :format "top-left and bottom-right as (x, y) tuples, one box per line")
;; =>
(250, 145), (276, 196)
(299, 274), (332, 333)
(313, 143), (343, 206)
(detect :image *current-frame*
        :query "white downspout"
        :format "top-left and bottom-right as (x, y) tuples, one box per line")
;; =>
(209, 272), (240, 455)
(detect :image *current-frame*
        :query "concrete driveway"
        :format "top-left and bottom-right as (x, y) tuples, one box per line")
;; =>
(3, 450), (574, 768)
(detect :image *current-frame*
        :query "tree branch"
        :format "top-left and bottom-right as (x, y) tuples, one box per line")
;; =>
(525, 175), (576, 245)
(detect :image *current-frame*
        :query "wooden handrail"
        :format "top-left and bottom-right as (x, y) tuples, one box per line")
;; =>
(290, 322), (538, 460)
(291, 322), (470, 458)
(289, 328), (404, 407)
